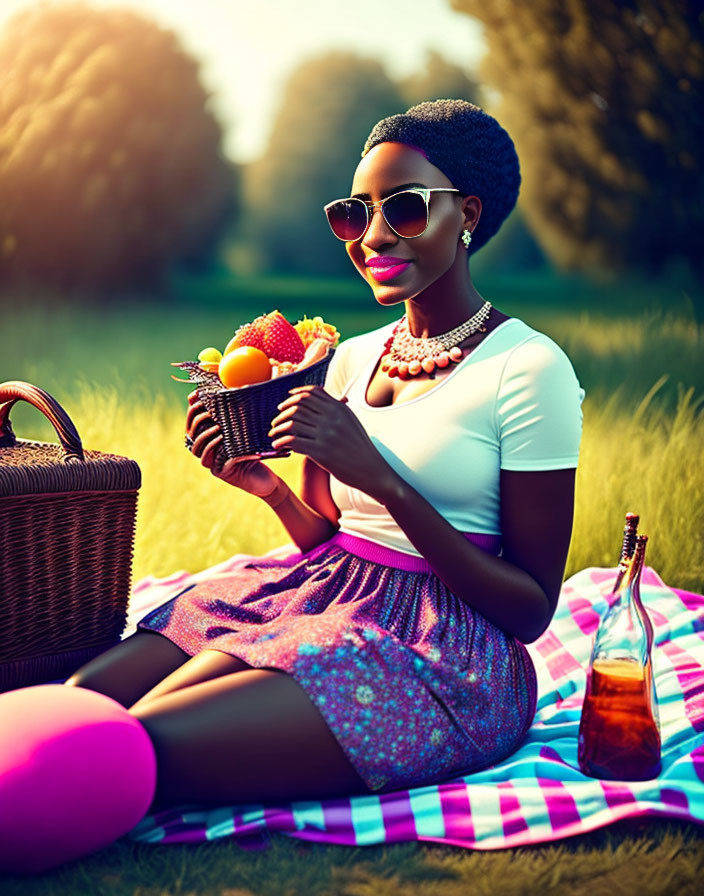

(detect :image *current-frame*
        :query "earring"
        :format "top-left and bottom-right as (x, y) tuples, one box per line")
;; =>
(461, 229), (473, 249)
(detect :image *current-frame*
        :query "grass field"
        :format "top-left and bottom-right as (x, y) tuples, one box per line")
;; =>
(1, 820), (702, 896)
(1, 271), (703, 892)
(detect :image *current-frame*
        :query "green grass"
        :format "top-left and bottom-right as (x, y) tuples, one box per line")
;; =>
(1, 271), (703, 892)
(1, 820), (702, 895)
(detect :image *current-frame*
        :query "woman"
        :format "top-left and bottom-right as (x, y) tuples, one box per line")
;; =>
(66, 99), (584, 809)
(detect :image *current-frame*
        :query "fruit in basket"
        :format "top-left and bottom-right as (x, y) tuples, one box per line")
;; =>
(219, 346), (272, 388)
(270, 359), (297, 377)
(198, 347), (223, 364)
(172, 310), (337, 389)
(261, 311), (306, 362)
(224, 310), (305, 364)
(294, 315), (339, 349)
(196, 347), (222, 374)
(224, 321), (266, 356)
(298, 338), (330, 370)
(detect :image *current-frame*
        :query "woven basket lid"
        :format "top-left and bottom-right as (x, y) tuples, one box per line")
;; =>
(0, 381), (140, 498)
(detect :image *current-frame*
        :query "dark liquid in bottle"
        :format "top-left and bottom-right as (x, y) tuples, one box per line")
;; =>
(578, 658), (661, 780)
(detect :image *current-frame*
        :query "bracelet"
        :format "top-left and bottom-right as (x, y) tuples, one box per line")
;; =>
(261, 479), (291, 509)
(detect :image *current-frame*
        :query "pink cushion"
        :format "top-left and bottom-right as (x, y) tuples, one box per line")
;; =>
(0, 684), (156, 875)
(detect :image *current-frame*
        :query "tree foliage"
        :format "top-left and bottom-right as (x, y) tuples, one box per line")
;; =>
(243, 53), (403, 276)
(0, 2), (235, 297)
(399, 49), (482, 107)
(451, 0), (704, 291)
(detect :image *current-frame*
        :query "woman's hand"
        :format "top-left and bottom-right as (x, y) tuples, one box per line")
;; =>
(185, 391), (283, 500)
(268, 385), (397, 501)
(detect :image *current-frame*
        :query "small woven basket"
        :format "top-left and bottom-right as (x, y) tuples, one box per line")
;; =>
(0, 381), (141, 692)
(197, 350), (335, 459)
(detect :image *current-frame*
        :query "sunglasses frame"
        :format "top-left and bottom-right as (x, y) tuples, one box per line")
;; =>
(324, 187), (462, 242)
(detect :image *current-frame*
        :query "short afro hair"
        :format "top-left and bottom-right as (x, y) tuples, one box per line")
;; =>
(362, 99), (520, 255)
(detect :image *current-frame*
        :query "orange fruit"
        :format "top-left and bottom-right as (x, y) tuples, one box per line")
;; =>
(218, 346), (272, 388)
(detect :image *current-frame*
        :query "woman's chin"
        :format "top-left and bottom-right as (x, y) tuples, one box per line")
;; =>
(354, 266), (416, 306)
(374, 291), (406, 307)
(367, 281), (412, 306)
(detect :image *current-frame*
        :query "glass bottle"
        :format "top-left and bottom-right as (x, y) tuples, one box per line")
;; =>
(578, 527), (661, 780)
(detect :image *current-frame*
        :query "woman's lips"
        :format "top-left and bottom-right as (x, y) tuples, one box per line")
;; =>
(365, 256), (412, 282)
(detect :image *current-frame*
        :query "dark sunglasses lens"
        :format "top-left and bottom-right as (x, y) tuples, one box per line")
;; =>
(384, 191), (428, 237)
(326, 200), (367, 241)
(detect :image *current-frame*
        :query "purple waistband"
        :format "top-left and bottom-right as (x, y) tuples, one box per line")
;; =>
(325, 530), (501, 572)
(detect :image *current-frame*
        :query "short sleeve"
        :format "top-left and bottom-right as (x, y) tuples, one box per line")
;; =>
(496, 335), (585, 471)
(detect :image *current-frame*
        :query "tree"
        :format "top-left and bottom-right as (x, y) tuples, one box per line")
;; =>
(399, 49), (482, 107)
(471, 208), (547, 277)
(242, 53), (403, 276)
(0, 2), (235, 298)
(451, 0), (704, 308)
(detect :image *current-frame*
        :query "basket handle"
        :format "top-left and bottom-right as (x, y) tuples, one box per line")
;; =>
(0, 380), (84, 462)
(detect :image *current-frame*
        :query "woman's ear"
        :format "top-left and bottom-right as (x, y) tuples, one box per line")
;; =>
(461, 195), (482, 231)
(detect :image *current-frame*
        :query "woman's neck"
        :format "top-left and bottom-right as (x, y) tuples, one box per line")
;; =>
(403, 260), (485, 339)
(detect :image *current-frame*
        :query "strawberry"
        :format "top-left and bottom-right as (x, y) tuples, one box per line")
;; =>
(225, 310), (305, 363)
(224, 319), (266, 356)
(260, 310), (305, 363)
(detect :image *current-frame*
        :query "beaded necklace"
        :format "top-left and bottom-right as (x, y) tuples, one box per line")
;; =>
(381, 300), (493, 378)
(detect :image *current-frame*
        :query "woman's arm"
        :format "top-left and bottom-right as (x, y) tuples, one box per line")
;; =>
(269, 385), (576, 643)
(260, 478), (339, 554)
(260, 458), (340, 554)
(377, 466), (576, 644)
(186, 391), (338, 554)
(300, 457), (341, 527)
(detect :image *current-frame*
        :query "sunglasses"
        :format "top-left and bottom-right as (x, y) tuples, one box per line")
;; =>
(324, 187), (461, 242)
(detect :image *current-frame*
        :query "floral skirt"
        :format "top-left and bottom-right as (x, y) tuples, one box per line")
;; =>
(136, 531), (537, 793)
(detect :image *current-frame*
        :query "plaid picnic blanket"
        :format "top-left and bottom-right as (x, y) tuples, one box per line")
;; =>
(125, 557), (704, 850)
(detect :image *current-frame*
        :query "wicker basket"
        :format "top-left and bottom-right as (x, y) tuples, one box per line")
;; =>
(0, 381), (141, 692)
(197, 350), (335, 459)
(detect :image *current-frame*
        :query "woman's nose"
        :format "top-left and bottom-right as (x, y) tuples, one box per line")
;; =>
(362, 206), (398, 249)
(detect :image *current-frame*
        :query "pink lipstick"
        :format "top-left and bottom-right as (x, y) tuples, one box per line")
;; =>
(365, 256), (412, 282)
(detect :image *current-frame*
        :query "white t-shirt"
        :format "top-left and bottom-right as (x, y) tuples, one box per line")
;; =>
(323, 316), (585, 556)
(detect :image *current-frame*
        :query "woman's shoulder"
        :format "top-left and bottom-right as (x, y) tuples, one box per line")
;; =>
(491, 318), (584, 469)
(493, 317), (577, 373)
(494, 317), (585, 406)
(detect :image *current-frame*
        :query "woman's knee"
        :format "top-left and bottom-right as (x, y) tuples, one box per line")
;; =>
(64, 631), (191, 708)
(129, 649), (254, 710)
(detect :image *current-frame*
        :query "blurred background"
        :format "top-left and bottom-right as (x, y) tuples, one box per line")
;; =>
(1, 0), (702, 589)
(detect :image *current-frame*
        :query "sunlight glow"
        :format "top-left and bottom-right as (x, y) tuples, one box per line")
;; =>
(0, 0), (485, 162)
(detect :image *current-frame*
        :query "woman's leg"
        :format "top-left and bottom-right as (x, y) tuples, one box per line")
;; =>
(64, 630), (193, 708)
(129, 668), (374, 810)
(130, 649), (255, 709)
